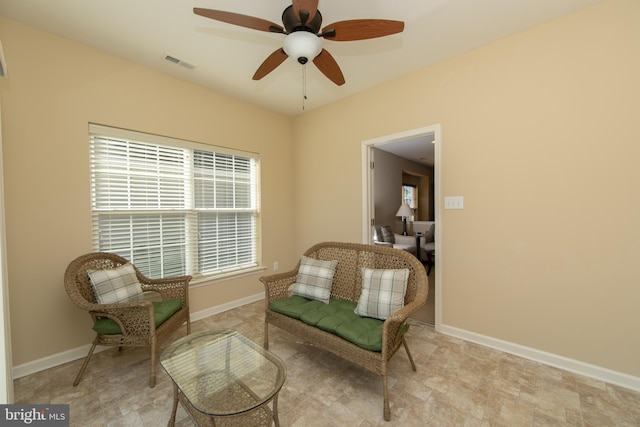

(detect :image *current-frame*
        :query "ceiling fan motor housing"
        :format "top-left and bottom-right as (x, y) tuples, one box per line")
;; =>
(281, 6), (323, 64)
(282, 5), (322, 33)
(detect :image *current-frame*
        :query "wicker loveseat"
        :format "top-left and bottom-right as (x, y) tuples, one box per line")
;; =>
(260, 241), (428, 421)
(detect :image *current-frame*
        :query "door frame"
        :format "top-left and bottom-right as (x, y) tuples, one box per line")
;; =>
(0, 101), (14, 403)
(361, 124), (442, 329)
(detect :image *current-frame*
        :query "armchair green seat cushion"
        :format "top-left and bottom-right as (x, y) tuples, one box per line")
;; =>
(92, 298), (184, 335)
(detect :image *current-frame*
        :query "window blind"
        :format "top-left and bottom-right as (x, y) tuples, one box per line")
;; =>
(89, 124), (260, 279)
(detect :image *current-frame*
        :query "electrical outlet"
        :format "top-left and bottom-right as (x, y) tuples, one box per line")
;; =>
(273, 261), (279, 271)
(444, 196), (464, 209)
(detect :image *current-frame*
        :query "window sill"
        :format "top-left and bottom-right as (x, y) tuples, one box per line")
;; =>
(189, 266), (268, 289)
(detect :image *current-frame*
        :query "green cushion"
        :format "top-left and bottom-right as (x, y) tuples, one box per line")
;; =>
(92, 298), (183, 335)
(300, 298), (358, 331)
(269, 295), (324, 319)
(270, 296), (409, 352)
(334, 317), (385, 351)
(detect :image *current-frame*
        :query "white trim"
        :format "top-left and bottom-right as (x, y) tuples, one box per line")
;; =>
(361, 125), (442, 330)
(0, 101), (13, 403)
(432, 126), (442, 330)
(440, 324), (640, 392)
(0, 39), (6, 77)
(360, 142), (374, 243)
(12, 293), (264, 379)
(12, 291), (640, 394)
(189, 292), (263, 323)
(89, 123), (259, 159)
(189, 266), (267, 289)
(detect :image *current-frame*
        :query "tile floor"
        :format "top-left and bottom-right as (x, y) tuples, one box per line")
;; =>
(13, 300), (640, 426)
(409, 265), (435, 325)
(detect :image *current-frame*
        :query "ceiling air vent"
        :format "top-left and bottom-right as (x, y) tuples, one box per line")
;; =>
(164, 54), (194, 70)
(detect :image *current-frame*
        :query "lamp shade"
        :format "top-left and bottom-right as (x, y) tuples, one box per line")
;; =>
(282, 31), (322, 64)
(396, 204), (413, 217)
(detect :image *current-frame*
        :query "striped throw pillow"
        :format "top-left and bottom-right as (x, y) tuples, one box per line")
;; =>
(355, 268), (409, 320)
(291, 256), (338, 304)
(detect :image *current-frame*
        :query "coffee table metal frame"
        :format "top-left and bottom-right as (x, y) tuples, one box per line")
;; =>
(161, 329), (286, 427)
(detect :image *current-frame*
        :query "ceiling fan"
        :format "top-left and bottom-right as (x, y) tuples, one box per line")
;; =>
(193, 0), (404, 86)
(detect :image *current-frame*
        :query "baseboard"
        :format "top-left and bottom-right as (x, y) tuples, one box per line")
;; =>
(12, 293), (264, 379)
(439, 324), (640, 393)
(189, 292), (264, 323)
(15, 297), (640, 394)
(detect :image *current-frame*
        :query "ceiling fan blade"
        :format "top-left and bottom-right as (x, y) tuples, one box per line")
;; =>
(321, 19), (404, 41)
(312, 49), (345, 86)
(253, 49), (289, 80)
(292, 0), (319, 24)
(194, 8), (284, 33)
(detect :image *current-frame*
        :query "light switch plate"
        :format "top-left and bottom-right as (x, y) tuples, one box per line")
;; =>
(444, 196), (464, 209)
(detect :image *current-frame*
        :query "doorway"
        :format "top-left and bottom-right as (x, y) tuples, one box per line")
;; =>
(361, 125), (441, 328)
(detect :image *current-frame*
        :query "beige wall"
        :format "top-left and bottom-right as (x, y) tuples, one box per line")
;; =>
(0, 17), (296, 366)
(1, 0), (639, 382)
(293, 0), (640, 378)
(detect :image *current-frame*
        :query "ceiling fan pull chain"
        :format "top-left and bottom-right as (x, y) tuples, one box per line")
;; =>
(302, 64), (308, 110)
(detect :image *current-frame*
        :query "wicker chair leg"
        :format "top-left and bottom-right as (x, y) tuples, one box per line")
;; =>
(402, 338), (418, 372)
(73, 341), (98, 386)
(264, 321), (269, 350)
(382, 373), (391, 421)
(149, 337), (157, 388)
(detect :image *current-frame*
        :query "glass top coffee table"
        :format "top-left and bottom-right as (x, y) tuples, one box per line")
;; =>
(161, 329), (286, 427)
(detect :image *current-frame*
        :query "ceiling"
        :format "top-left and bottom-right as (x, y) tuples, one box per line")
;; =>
(0, 0), (601, 117)
(377, 133), (436, 167)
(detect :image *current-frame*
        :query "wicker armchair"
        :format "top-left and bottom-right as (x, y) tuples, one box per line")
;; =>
(64, 252), (191, 387)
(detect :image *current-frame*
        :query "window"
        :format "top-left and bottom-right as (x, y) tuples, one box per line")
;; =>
(402, 184), (417, 219)
(89, 124), (260, 280)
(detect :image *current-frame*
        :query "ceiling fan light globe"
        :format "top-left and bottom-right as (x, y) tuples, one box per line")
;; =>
(283, 31), (322, 65)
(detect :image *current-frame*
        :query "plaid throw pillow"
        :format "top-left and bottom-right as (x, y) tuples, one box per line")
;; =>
(88, 262), (144, 304)
(291, 256), (338, 304)
(355, 267), (409, 320)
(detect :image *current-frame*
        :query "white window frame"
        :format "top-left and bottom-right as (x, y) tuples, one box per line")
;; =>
(89, 124), (261, 282)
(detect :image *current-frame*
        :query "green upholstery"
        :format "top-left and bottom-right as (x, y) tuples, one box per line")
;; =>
(270, 296), (409, 352)
(269, 295), (324, 319)
(93, 298), (183, 335)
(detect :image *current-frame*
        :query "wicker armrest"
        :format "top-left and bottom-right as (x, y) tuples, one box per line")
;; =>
(259, 270), (297, 303)
(90, 300), (155, 333)
(383, 275), (428, 349)
(383, 308), (411, 348)
(387, 292), (427, 324)
(139, 275), (191, 303)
